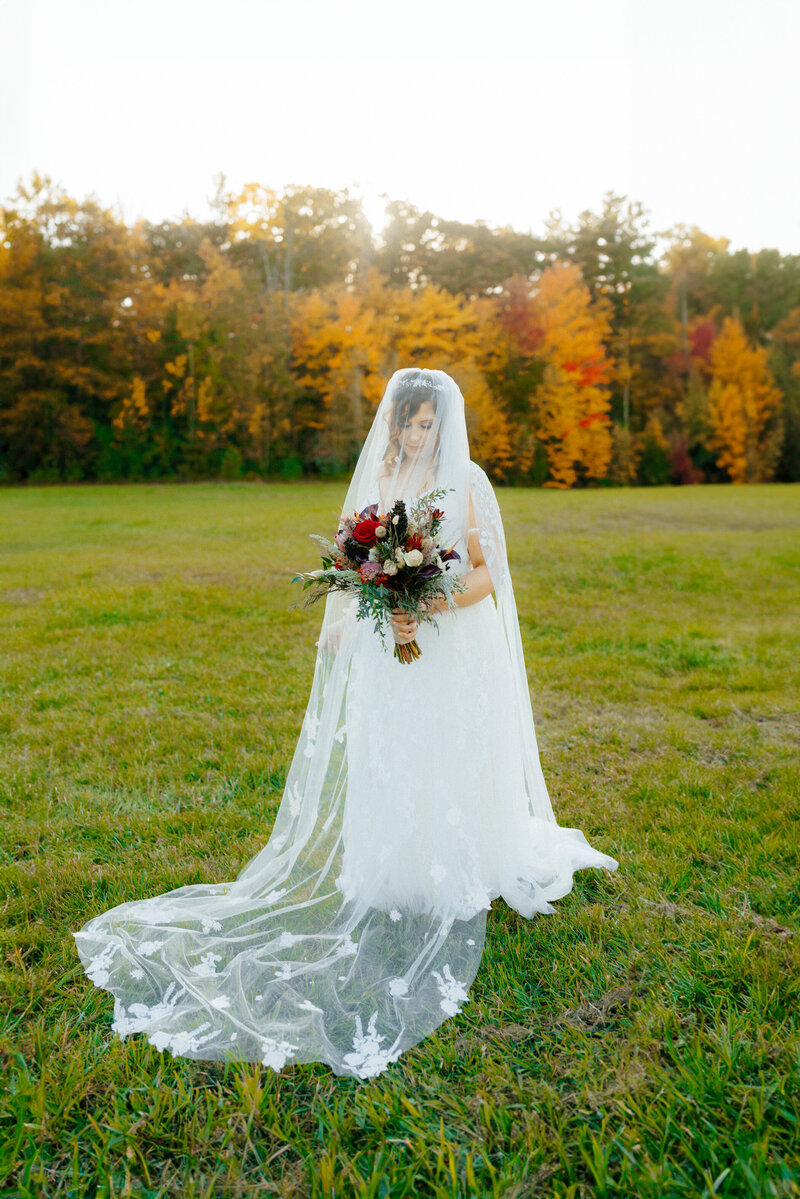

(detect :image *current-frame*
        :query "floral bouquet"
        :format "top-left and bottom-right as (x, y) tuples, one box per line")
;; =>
(292, 487), (465, 663)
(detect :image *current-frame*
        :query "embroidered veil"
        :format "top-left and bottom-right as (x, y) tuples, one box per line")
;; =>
(72, 367), (618, 1078)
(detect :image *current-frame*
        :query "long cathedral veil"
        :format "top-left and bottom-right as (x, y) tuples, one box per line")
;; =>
(72, 367), (617, 1078)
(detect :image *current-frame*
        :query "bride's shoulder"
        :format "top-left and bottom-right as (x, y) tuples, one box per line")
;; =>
(468, 460), (493, 491)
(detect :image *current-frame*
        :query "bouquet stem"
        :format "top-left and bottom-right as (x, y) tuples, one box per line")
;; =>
(393, 638), (421, 664)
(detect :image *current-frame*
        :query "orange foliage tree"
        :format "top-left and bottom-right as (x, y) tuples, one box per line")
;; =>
(290, 266), (515, 475)
(530, 262), (614, 487)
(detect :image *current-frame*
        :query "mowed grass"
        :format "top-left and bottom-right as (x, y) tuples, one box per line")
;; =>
(1, 479), (798, 1199)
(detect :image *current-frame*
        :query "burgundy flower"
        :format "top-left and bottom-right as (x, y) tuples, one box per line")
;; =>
(352, 519), (383, 547)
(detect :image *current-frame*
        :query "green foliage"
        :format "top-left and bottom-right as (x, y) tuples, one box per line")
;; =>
(279, 454), (304, 481)
(219, 446), (244, 481)
(637, 438), (671, 486)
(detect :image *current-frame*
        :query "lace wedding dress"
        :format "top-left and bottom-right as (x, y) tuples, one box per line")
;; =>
(72, 369), (619, 1079)
(338, 503), (611, 922)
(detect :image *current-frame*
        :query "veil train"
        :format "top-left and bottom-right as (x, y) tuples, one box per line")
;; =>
(72, 367), (618, 1078)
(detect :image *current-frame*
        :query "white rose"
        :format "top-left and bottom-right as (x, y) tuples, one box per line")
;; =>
(368, 547), (377, 561)
(395, 547), (405, 564)
(392, 515), (399, 525)
(403, 549), (424, 567)
(383, 560), (398, 576)
(375, 525), (387, 538)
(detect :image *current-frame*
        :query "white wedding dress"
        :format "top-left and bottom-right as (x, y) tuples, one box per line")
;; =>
(339, 519), (612, 922)
(72, 370), (619, 1080)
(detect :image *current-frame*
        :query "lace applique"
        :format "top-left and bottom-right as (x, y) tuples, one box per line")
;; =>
(458, 884), (493, 915)
(111, 983), (186, 1037)
(191, 951), (222, 977)
(287, 782), (303, 817)
(86, 945), (117, 987)
(151, 1022), (221, 1057)
(303, 711), (320, 758)
(261, 1036), (299, 1070)
(343, 1011), (402, 1078)
(138, 940), (166, 957)
(431, 965), (470, 1016)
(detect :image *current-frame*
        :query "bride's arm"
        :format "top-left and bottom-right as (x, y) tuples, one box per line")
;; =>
(315, 596), (358, 653)
(423, 492), (494, 613)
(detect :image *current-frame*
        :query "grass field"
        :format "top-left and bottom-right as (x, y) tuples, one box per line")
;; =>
(1, 480), (798, 1198)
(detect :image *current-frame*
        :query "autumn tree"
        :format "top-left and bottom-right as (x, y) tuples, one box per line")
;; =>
(0, 174), (131, 479)
(2, 169), (797, 485)
(219, 179), (372, 293)
(375, 200), (546, 298)
(770, 306), (800, 481)
(549, 193), (673, 433)
(706, 316), (783, 482)
(529, 262), (614, 487)
(289, 281), (387, 470)
(290, 266), (515, 476)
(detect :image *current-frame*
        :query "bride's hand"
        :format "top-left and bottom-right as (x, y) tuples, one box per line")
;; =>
(419, 595), (444, 616)
(389, 608), (418, 645)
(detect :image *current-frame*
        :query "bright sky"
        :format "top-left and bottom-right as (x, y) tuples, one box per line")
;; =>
(1, 0), (798, 255)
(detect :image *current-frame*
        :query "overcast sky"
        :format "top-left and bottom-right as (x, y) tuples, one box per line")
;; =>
(1, 0), (798, 255)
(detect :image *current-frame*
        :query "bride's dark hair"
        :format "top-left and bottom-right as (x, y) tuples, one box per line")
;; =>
(380, 369), (441, 474)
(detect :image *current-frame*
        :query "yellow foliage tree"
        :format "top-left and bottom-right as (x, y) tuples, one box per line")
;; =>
(113, 375), (150, 434)
(359, 270), (513, 473)
(290, 284), (387, 467)
(291, 265), (515, 474)
(531, 262), (614, 487)
(707, 316), (783, 482)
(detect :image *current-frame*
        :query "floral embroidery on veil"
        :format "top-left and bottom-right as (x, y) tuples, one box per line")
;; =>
(71, 366), (618, 1080)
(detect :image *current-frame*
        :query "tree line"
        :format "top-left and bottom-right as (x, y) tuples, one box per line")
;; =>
(1, 172), (799, 487)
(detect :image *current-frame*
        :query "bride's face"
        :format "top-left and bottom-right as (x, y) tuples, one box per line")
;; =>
(398, 401), (437, 462)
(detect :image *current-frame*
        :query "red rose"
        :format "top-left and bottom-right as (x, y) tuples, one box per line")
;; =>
(352, 519), (382, 546)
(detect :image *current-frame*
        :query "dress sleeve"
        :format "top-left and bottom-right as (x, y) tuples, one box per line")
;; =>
(468, 461), (511, 590)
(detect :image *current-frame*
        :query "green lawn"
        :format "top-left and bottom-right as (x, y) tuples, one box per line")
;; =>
(1, 480), (798, 1198)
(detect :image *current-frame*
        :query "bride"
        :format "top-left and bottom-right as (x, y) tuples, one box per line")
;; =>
(73, 367), (619, 1080)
